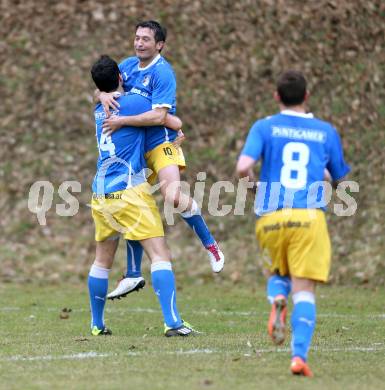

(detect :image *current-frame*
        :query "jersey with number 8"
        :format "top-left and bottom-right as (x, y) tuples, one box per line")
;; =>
(241, 110), (350, 215)
(280, 142), (310, 189)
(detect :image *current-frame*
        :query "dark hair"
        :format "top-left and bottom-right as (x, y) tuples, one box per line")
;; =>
(277, 70), (307, 106)
(91, 55), (120, 92)
(135, 20), (167, 43)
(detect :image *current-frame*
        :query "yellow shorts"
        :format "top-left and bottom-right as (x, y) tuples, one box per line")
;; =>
(255, 209), (331, 282)
(145, 142), (186, 185)
(91, 182), (164, 242)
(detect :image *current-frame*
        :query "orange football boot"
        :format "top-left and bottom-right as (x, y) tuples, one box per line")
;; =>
(290, 357), (314, 377)
(268, 294), (287, 345)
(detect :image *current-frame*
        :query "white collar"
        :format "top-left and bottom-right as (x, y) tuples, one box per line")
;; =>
(281, 109), (314, 118)
(138, 54), (161, 71)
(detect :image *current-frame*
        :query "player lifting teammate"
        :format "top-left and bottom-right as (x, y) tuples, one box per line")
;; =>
(97, 21), (224, 299)
(88, 55), (197, 337)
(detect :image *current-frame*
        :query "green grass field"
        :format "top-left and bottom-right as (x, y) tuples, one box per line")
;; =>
(0, 282), (384, 389)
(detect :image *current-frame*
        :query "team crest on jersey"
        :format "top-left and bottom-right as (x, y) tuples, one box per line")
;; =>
(142, 75), (151, 87)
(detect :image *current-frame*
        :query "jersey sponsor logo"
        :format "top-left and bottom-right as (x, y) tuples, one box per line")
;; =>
(142, 75), (151, 87)
(130, 87), (149, 98)
(95, 111), (107, 120)
(95, 109), (119, 120)
(271, 126), (326, 143)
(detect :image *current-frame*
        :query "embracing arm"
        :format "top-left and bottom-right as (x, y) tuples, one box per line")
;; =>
(164, 113), (182, 130)
(118, 107), (169, 126)
(94, 90), (120, 114)
(102, 107), (182, 135)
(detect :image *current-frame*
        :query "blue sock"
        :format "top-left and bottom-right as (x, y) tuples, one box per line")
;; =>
(181, 200), (215, 247)
(291, 291), (316, 361)
(151, 261), (182, 329)
(126, 240), (143, 278)
(88, 264), (110, 330)
(266, 274), (291, 303)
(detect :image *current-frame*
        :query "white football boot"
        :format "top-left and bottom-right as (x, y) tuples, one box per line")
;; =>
(107, 276), (145, 300)
(205, 243), (225, 273)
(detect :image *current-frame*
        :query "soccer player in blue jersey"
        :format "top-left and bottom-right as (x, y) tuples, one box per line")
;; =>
(236, 70), (350, 376)
(88, 55), (196, 337)
(97, 21), (224, 300)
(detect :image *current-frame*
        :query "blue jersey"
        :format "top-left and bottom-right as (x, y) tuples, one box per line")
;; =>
(119, 54), (177, 153)
(92, 94), (156, 194)
(241, 110), (350, 215)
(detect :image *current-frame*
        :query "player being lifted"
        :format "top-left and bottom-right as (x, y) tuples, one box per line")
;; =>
(88, 55), (197, 337)
(98, 21), (224, 299)
(236, 70), (350, 376)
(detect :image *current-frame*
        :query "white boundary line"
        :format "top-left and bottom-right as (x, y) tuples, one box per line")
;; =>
(2, 349), (215, 362)
(1, 306), (384, 319)
(2, 346), (385, 362)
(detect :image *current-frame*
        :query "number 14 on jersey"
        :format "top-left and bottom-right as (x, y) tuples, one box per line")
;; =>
(97, 130), (116, 157)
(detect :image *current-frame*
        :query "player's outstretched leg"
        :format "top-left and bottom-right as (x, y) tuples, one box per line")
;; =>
(107, 240), (145, 300)
(290, 290), (316, 377)
(159, 165), (225, 273)
(88, 264), (112, 335)
(180, 199), (225, 273)
(266, 274), (291, 345)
